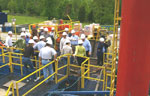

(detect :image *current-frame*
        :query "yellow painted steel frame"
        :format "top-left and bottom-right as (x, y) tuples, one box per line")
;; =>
(105, 73), (117, 91)
(81, 63), (106, 91)
(5, 82), (15, 96)
(15, 54), (89, 96)
(109, 0), (121, 95)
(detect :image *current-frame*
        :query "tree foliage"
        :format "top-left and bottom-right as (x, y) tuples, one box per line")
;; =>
(0, 0), (115, 25)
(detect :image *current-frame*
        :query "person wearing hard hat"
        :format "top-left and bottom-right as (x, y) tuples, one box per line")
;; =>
(97, 37), (105, 66)
(21, 28), (26, 33)
(70, 30), (79, 52)
(80, 34), (92, 57)
(13, 33), (26, 49)
(25, 32), (31, 45)
(41, 28), (50, 38)
(5, 31), (13, 52)
(65, 28), (72, 37)
(32, 24), (38, 37)
(59, 32), (70, 52)
(33, 35), (46, 51)
(39, 40), (57, 83)
(23, 39), (35, 82)
(61, 39), (72, 74)
(74, 40), (86, 66)
(39, 27), (44, 36)
(50, 27), (55, 45)
(33, 36), (39, 45)
(46, 37), (53, 47)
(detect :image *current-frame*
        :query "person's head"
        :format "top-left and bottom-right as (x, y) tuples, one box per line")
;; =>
(62, 32), (67, 38)
(40, 27), (44, 31)
(32, 24), (36, 29)
(51, 27), (55, 32)
(46, 40), (52, 47)
(26, 33), (31, 38)
(33, 36), (38, 42)
(71, 30), (75, 35)
(21, 28), (26, 32)
(78, 40), (83, 46)
(20, 33), (26, 39)
(28, 39), (35, 46)
(44, 28), (48, 33)
(65, 39), (70, 45)
(40, 35), (45, 41)
(65, 28), (69, 33)
(8, 31), (13, 37)
(81, 34), (86, 41)
(99, 38), (104, 43)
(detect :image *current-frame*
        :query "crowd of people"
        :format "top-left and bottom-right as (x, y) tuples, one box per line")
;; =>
(4, 26), (111, 83)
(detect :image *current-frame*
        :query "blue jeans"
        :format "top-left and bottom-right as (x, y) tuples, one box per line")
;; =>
(22, 57), (35, 79)
(42, 60), (54, 83)
(63, 57), (68, 75)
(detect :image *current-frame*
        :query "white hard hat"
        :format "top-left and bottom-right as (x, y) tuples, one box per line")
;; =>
(100, 38), (104, 42)
(71, 30), (75, 34)
(20, 32), (26, 36)
(33, 36), (38, 40)
(40, 27), (44, 30)
(44, 28), (48, 32)
(65, 39), (70, 44)
(62, 32), (67, 36)
(40, 35), (45, 39)
(78, 40), (83, 44)
(46, 37), (52, 41)
(8, 31), (13, 34)
(51, 27), (55, 30)
(26, 32), (31, 37)
(118, 28), (120, 32)
(26, 29), (30, 32)
(21, 28), (26, 31)
(81, 34), (86, 39)
(65, 28), (69, 31)
(28, 39), (35, 44)
(46, 40), (52, 45)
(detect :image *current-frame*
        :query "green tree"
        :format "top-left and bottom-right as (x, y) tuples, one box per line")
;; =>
(7, 0), (17, 13)
(78, 5), (86, 22)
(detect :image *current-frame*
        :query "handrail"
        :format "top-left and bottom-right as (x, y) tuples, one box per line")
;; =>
(5, 82), (15, 96)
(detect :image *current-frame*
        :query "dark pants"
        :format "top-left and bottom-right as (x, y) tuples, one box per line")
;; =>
(97, 53), (103, 66)
(77, 57), (85, 66)
(23, 57), (35, 79)
(86, 51), (90, 57)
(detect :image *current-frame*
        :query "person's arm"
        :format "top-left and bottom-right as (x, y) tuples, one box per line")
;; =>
(5, 37), (9, 47)
(83, 47), (86, 56)
(88, 40), (92, 55)
(74, 46), (78, 56)
(31, 47), (34, 58)
(60, 39), (63, 50)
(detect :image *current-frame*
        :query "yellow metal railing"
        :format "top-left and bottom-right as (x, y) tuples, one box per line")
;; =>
(4, 51), (107, 96)
(5, 82), (15, 96)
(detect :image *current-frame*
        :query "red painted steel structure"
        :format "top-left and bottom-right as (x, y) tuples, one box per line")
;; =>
(116, 0), (150, 96)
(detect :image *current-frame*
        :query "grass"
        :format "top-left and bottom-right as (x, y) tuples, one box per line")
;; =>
(2, 10), (47, 25)
(8, 15), (47, 25)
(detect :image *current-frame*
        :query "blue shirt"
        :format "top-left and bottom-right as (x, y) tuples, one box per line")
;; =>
(70, 35), (79, 45)
(33, 41), (46, 51)
(83, 39), (92, 52)
(26, 37), (30, 44)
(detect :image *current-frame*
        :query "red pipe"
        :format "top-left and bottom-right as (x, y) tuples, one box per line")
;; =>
(116, 0), (150, 96)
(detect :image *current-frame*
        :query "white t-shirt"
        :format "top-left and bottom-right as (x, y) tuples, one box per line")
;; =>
(5, 36), (13, 47)
(39, 46), (57, 59)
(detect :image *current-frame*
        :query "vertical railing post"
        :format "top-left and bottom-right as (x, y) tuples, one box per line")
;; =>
(20, 55), (23, 76)
(55, 59), (58, 84)
(16, 82), (19, 96)
(9, 52), (13, 73)
(67, 55), (70, 76)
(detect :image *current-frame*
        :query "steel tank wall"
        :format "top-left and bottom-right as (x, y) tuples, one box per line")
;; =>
(116, 0), (150, 96)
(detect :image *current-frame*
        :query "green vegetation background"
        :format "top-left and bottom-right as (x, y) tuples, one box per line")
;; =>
(0, 0), (117, 25)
